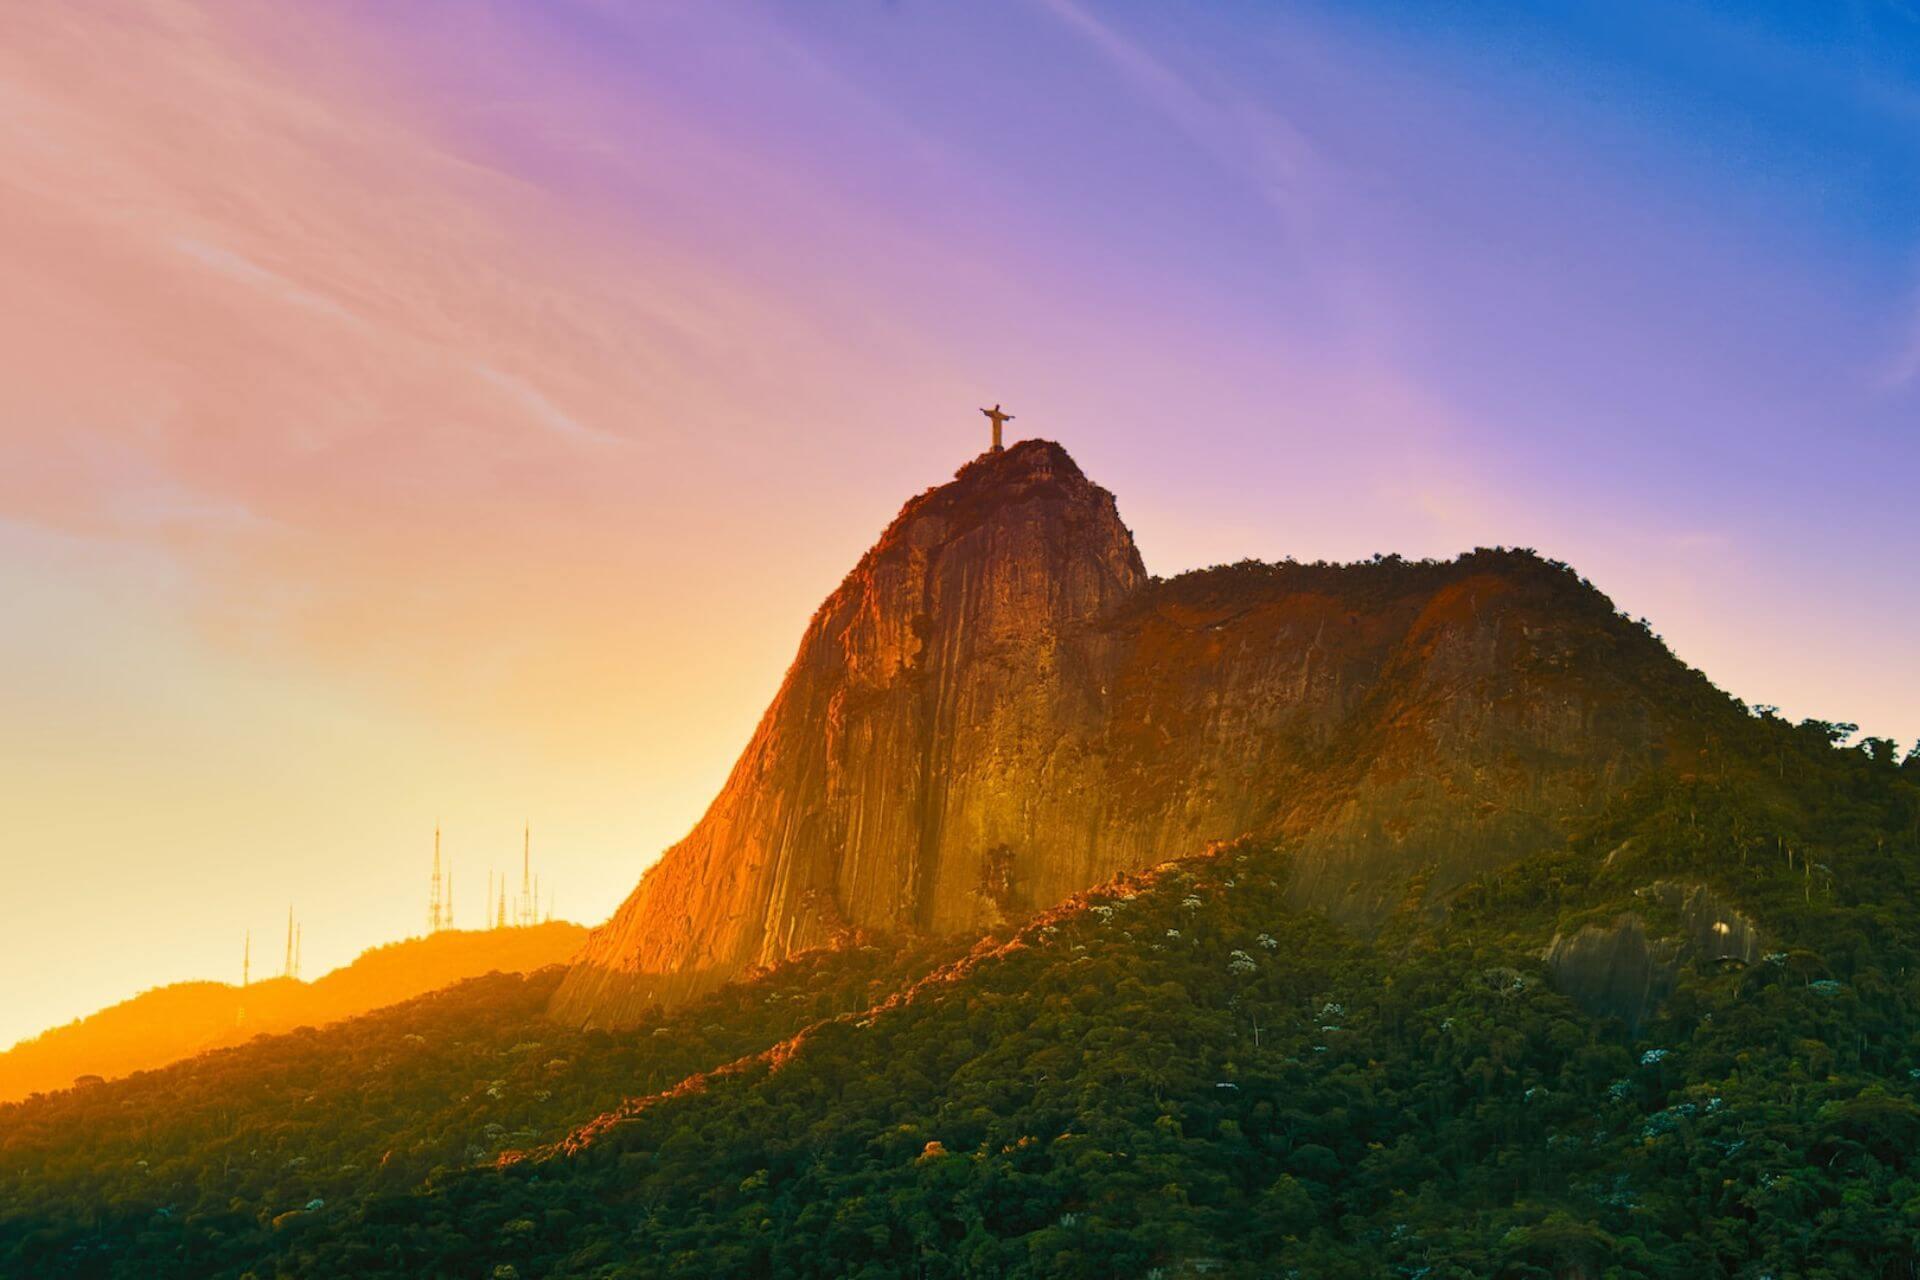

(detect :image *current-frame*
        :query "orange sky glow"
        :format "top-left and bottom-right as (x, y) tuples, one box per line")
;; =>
(4, 0), (1916, 1049)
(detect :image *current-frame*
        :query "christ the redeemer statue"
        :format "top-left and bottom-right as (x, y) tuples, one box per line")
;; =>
(981, 404), (1014, 453)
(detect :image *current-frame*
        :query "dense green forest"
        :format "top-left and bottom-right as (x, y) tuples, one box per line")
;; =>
(0, 938), (962, 1278)
(3, 711), (1918, 1278)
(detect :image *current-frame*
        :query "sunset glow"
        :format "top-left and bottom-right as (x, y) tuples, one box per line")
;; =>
(4, 0), (1917, 1050)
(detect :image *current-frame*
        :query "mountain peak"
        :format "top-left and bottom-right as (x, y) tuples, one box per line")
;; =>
(958, 435), (1083, 479)
(853, 438), (1120, 564)
(552, 443), (1670, 1029)
(842, 436), (1145, 635)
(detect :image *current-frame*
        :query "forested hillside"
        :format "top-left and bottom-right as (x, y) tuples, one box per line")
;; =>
(0, 924), (589, 1103)
(0, 938), (963, 1278)
(3, 707), (1917, 1278)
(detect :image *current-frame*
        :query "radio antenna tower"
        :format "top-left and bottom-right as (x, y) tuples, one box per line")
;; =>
(242, 930), (251, 988)
(519, 823), (533, 928)
(497, 873), (508, 930)
(283, 906), (295, 979)
(428, 824), (447, 933)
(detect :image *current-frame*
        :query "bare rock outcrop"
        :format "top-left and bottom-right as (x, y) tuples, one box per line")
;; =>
(1544, 881), (1762, 1028)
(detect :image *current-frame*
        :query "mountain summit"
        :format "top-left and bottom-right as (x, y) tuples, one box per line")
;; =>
(553, 441), (1675, 1028)
(553, 441), (1145, 1025)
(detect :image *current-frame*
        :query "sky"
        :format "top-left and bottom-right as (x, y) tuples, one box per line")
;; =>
(2, 0), (1917, 1050)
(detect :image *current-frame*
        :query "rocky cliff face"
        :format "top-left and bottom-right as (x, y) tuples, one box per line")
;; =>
(553, 440), (1675, 1028)
(1543, 881), (1763, 1029)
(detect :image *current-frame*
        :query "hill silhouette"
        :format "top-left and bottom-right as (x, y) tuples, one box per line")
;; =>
(0, 923), (585, 1102)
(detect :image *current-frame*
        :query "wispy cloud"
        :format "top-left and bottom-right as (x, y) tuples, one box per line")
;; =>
(475, 364), (623, 445)
(1884, 270), (1920, 391)
(1029, 0), (1328, 234)
(171, 236), (365, 329)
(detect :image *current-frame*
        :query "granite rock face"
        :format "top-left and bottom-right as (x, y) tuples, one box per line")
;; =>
(554, 440), (1673, 1028)
(1543, 881), (1764, 1029)
(1542, 916), (1682, 1034)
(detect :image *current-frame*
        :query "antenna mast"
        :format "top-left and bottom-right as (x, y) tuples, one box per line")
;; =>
(283, 905), (294, 979)
(520, 823), (533, 927)
(428, 824), (446, 933)
(242, 930), (251, 988)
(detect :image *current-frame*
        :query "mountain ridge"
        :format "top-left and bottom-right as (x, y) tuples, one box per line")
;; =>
(554, 440), (1693, 1029)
